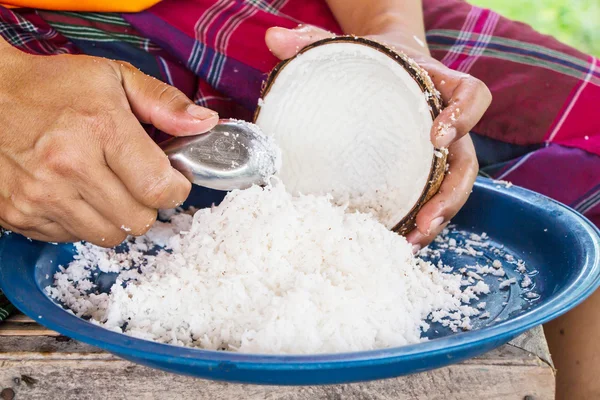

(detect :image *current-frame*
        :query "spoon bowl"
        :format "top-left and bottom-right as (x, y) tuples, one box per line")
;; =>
(160, 119), (281, 191)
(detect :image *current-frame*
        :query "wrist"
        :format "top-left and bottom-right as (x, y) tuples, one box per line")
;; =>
(358, 12), (431, 56)
(0, 35), (12, 51)
(0, 36), (20, 59)
(0, 37), (30, 73)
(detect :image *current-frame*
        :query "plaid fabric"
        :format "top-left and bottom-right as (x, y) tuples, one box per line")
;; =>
(421, 0), (600, 227)
(0, 290), (16, 322)
(424, 0), (600, 156)
(0, 0), (598, 319)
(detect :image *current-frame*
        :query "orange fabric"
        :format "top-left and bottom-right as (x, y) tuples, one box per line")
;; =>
(1, 0), (160, 12)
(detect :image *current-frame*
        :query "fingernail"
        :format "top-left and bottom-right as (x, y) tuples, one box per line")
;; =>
(187, 104), (218, 120)
(293, 25), (331, 40)
(435, 125), (457, 148)
(412, 244), (421, 255)
(294, 24), (317, 33)
(428, 217), (445, 234)
(405, 229), (423, 244)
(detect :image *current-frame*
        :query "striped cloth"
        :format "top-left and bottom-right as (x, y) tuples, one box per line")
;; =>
(0, 0), (598, 321)
(0, 290), (16, 322)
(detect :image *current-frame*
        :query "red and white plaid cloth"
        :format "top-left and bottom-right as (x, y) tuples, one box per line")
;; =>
(0, 0), (598, 227)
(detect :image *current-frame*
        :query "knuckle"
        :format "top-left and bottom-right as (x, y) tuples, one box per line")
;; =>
(53, 232), (77, 243)
(119, 61), (136, 71)
(142, 174), (172, 207)
(140, 163), (179, 208)
(81, 110), (119, 144)
(459, 73), (482, 88)
(111, 60), (137, 76)
(464, 156), (479, 181)
(38, 222), (76, 243)
(129, 209), (158, 236)
(473, 77), (485, 89)
(471, 155), (480, 170)
(156, 85), (187, 107)
(43, 144), (81, 177)
(3, 207), (35, 230)
(45, 153), (92, 185)
(471, 159), (480, 174)
(149, 86), (189, 123)
(20, 179), (53, 206)
(116, 61), (135, 69)
(466, 150), (480, 172)
(458, 73), (472, 85)
(100, 230), (128, 248)
(473, 78), (492, 101)
(483, 86), (493, 104)
(139, 210), (158, 235)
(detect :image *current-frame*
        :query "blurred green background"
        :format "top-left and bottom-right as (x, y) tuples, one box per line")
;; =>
(470, 0), (599, 56)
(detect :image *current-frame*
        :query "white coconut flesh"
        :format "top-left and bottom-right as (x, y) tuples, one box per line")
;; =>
(255, 42), (435, 229)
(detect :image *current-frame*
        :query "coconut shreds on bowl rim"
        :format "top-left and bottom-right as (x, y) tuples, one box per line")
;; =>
(43, 38), (505, 355)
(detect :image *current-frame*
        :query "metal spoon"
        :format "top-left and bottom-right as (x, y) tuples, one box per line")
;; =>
(159, 119), (280, 191)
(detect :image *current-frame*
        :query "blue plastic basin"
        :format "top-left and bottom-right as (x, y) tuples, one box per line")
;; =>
(1, 177), (598, 385)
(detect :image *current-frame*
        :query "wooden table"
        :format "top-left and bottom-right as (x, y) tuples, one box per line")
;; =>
(0, 314), (555, 400)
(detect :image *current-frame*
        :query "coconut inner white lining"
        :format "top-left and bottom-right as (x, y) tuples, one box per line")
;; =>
(256, 42), (434, 228)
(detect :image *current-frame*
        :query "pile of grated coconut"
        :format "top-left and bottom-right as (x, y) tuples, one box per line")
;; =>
(46, 181), (491, 354)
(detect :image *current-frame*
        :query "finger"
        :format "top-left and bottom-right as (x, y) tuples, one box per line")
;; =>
(425, 64), (492, 148)
(0, 215), (76, 243)
(117, 62), (218, 136)
(9, 178), (129, 247)
(0, 220), (69, 243)
(50, 198), (128, 248)
(0, 199), (55, 233)
(266, 25), (335, 60)
(78, 168), (157, 236)
(0, 165), (77, 243)
(104, 115), (192, 210)
(406, 134), (478, 249)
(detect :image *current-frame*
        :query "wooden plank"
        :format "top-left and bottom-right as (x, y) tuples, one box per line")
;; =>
(0, 358), (554, 400)
(0, 322), (59, 337)
(0, 336), (550, 368)
(0, 316), (553, 365)
(4, 314), (34, 323)
(0, 320), (555, 399)
(509, 327), (553, 367)
(0, 317), (552, 361)
(0, 314), (60, 337)
(0, 324), (551, 365)
(0, 327), (60, 337)
(0, 341), (545, 366)
(0, 336), (102, 354)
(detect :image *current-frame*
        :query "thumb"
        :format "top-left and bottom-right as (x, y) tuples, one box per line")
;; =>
(266, 25), (335, 60)
(117, 62), (218, 136)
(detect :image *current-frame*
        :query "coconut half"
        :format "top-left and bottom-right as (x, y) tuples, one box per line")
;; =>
(255, 37), (445, 234)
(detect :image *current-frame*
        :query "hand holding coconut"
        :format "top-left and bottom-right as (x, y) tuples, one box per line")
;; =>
(262, 24), (490, 250)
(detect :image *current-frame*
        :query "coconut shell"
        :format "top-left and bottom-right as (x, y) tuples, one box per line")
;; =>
(255, 36), (446, 236)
